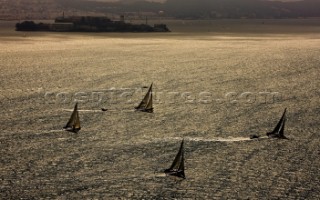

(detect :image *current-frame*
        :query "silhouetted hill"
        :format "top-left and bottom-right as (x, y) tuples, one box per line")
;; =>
(163, 0), (320, 19)
(80, 0), (320, 19)
(1, 0), (320, 20)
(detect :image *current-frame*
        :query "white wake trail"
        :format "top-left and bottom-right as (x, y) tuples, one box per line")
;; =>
(62, 109), (102, 113)
(152, 136), (259, 143)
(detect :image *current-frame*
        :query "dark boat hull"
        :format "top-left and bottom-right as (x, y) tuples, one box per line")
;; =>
(134, 107), (153, 113)
(164, 169), (186, 179)
(64, 127), (81, 133)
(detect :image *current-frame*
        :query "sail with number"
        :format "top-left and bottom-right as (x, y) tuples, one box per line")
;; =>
(63, 103), (81, 133)
(267, 108), (287, 139)
(135, 83), (153, 113)
(164, 139), (186, 179)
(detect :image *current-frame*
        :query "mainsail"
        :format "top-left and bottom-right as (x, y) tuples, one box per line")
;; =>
(63, 103), (81, 133)
(266, 108), (287, 139)
(164, 139), (186, 179)
(135, 83), (153, 113)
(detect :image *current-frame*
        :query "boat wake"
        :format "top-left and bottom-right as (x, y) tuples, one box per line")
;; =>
(62, 109), (102, 113)
(62, 109), (137, 113)
(153, 136), (265, 143)
(44, 129), (65, 133)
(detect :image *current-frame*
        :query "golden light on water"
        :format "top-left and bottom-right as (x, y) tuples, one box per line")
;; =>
(1, 19), (320, 199)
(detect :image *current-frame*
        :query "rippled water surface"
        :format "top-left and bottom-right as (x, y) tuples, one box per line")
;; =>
(1, 19), (319, 199)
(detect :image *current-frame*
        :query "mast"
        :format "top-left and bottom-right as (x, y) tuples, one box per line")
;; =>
(135, 83), (153, 113)
(164, 139), (185, 179)
(267, 108), (287, 139)
(64, 103), (81, 133)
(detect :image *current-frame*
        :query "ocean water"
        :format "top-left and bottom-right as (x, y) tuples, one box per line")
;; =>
(0, 19), (319, 199)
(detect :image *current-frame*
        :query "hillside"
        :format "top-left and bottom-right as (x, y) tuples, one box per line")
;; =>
(1, 0), (320, 20)
(0, 0), (60, 20)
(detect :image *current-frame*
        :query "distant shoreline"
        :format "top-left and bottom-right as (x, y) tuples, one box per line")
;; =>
(1, 18), (320, 35)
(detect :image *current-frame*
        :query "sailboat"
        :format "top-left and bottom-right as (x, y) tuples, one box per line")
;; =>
(63, 103), (81, 133)
(134, 83), (153, 113)
(164, 139), (186, 179)
(266, 108), (287, 139)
